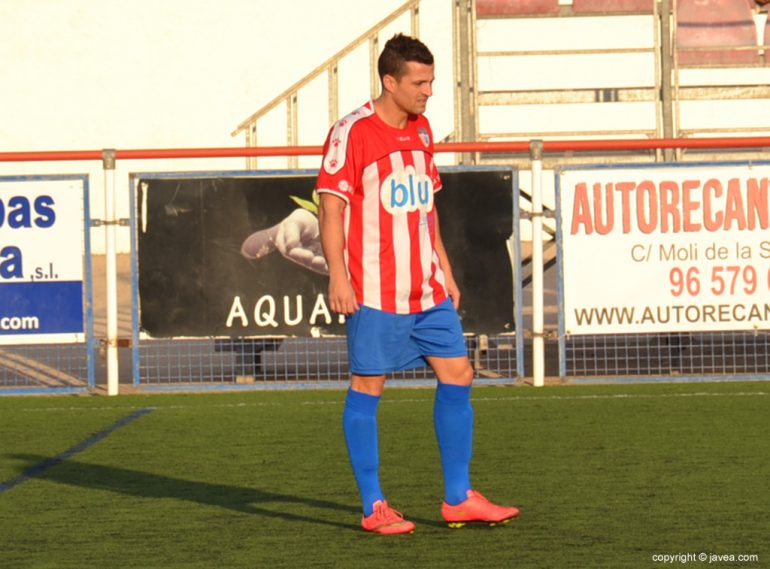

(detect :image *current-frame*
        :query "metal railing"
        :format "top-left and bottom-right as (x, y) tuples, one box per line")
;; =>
(228, 0), (770, 169)
(230, 0), (421, 169)
(469, 0), (662, 148)
(3, 135), (770, 393)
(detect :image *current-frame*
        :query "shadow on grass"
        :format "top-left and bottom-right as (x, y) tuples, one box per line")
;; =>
(5, 453), (451, 530)
(6, 453), (368, 530)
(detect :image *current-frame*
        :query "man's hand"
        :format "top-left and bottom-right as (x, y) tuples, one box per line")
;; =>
(329, 271), (359, 315)
(445, 273), (461, 310)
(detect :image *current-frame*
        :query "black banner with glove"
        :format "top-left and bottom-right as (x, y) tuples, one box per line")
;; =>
(136, 169), (516, 337)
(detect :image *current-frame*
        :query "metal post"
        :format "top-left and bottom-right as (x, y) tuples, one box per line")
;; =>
(369, 35), (380, 100)
(660, 0), (675, 161)
(456, 0), (476, 165)
(328, 64), (339, 127)
(102, 149), (119, 396)
(530, 140), (545, 387)
(287, 94), (298, 169)
(247, 124), (258, 170)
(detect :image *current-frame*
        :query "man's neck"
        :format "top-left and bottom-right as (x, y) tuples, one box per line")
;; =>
(373, 96), (409, 129)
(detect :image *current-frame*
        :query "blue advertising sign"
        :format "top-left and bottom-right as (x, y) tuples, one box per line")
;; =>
(0, 176), (87, 344)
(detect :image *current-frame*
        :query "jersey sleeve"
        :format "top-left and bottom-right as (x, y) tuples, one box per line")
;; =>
(315, 121), (359, 203)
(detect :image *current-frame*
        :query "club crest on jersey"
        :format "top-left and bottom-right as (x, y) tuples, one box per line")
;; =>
(381, 166), (434, 215)
(418, 127), (430, 148)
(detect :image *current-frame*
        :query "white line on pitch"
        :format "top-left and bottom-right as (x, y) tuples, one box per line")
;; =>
(10, 389), (769, 414)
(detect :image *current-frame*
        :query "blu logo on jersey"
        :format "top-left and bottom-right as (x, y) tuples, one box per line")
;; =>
(381, 166), (434, 215)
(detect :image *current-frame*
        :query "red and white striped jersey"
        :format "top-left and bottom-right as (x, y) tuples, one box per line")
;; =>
(316, 101), (448, 314)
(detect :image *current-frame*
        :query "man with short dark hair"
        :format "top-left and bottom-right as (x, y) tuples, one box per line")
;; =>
(316, 33), (519, 535)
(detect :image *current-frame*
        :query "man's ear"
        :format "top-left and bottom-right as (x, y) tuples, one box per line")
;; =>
(382, 74), (398, 94)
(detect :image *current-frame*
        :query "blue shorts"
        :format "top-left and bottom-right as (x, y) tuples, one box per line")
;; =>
(346, 298), (468, 375)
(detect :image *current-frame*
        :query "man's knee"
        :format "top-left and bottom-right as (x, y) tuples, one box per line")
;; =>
(454, 363), (474, 386)
(350, 374), (387, 396)
(428, 356), (474, 386)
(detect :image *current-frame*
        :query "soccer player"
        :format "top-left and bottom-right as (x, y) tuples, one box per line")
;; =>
(316, 34), (520, 535)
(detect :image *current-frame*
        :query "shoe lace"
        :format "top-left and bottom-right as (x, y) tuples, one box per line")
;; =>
(373, 502), (405, 524)
(468, 490), (493, 505)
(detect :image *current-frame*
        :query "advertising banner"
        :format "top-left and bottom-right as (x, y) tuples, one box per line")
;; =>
(0, 176), (87, 344)
(136, 169), (516, 338)
(557, 163), (770, 335)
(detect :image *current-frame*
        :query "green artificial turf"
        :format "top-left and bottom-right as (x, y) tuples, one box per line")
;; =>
(0, 382), (768, 568)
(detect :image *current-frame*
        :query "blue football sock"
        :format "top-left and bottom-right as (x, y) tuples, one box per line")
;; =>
(434, 382), (473, 506)
(342, 388), (384, 516)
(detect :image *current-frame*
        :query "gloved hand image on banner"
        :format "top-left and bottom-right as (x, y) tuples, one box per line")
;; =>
(240, 191), (328, 275)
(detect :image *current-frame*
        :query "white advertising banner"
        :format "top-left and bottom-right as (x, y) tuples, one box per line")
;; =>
(0, 176), (87, 344)
(557, 163), (770, 335)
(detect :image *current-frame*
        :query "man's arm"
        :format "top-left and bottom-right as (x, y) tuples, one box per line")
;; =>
(433, 209), (461, 310)
(318, 193), (359, 315)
